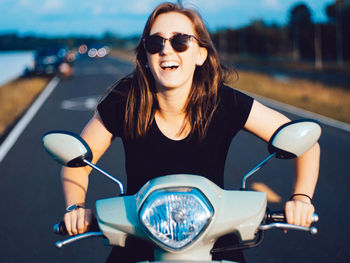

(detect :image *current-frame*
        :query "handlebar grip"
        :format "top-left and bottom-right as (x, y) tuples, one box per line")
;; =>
(266, 210), (285, 223)
(266, 210), (319, 223)
(53, 221), (68, 235)
(53, 217), (99, 236)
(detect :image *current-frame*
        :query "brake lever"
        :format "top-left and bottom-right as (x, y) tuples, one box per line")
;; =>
(259, 223), (318, 234)
(55, 232), (105, 248)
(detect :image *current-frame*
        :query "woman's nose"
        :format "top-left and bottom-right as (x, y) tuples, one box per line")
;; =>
(160, 39), (174, 55)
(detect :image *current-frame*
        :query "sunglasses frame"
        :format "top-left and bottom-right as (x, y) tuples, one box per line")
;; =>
(143, 33), (200, 54)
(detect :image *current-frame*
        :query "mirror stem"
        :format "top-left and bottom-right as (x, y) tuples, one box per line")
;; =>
(241, 152), (276, 190)
(83, 159), (125, 195)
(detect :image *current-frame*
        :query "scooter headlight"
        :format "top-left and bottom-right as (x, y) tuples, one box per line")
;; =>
(139, 187), (213, 250)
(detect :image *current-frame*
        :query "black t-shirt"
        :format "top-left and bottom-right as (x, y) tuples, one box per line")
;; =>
(97, 82), (253, 194)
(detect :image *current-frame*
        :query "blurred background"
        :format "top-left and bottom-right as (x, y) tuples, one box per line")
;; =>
(1, 0), (349, 138)
(0, 0), (349, 262)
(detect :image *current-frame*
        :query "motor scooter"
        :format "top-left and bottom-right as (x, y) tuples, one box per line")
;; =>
(42, 119), (321, 262)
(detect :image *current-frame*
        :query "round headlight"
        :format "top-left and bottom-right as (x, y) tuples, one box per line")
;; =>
(139, 187), (213, 250)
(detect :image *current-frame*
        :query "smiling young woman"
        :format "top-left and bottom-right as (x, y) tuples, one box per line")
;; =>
(123, 3), (225, 141)
(60, 2), (320, 263)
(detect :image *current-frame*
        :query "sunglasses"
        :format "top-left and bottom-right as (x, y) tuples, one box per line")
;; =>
(143, 33), (199, 54)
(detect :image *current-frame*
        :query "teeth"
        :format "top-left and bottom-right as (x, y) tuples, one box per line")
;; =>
(160, 61), (179, 69)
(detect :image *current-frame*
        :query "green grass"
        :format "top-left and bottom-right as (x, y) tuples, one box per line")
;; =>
(231, 70), (350, 124)
(0, 76), (51, 136)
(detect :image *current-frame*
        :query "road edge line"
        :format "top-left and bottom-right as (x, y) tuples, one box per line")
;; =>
(0, 76), (60, 163)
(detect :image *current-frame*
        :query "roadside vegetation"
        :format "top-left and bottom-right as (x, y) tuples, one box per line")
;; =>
(231, 70), (350, 124)
(109, 49), (135, 63)
(0, 76), (51, 138)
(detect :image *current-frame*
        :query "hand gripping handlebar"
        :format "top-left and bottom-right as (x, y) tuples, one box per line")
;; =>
(260, 210), (319, 234)
(53, 217), (104, 248)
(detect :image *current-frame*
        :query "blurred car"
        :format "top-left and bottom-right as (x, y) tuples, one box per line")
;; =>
(33, 46), (70, 75)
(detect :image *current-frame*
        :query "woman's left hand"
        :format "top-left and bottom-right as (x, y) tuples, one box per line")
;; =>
(284, 198), (315, 227)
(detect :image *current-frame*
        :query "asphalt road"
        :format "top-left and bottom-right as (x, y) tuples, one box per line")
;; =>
(0, 55), (349, 263)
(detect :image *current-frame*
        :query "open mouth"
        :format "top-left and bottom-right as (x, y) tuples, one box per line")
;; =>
(160, 61), (179, 70)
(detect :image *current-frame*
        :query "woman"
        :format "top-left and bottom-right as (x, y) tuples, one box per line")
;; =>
(61, 2), (320, 262)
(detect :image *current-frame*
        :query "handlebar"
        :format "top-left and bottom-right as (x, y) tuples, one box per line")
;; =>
(266, 210), (319, 224)
(53, 217), (103, 248)
(262, 210), (319, 234)
(53, 209), (319, 249)
(53, 217), (100, 236)
(53, 221), (68, 236)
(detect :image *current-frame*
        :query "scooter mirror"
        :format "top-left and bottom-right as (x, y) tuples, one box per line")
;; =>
(268, 119), (321, 159)
(42, 131), (92, 167)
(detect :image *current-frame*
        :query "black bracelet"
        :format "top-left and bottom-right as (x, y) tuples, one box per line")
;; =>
(66, 204), (85, 212)
(289, 193), (312, 203)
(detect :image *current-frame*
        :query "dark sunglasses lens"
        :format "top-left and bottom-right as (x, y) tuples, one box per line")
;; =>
(145, 35), (163, 54)
(171, 34), (191, 52)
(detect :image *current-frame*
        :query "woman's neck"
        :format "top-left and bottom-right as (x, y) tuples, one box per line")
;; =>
(156, 84), (191, 118)
(155, 84), (191, 140)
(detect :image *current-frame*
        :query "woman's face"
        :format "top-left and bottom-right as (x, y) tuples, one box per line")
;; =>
(146, 12), (207, 92)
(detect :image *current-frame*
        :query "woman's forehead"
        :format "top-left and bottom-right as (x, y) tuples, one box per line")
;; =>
(150, 12), (195, 36)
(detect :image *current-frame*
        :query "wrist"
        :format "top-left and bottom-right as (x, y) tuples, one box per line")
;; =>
(289, 193), (312, 204)
(66, 203), (85, 212)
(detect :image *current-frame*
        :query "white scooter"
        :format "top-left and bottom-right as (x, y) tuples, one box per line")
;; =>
(42, 119), (321, 262)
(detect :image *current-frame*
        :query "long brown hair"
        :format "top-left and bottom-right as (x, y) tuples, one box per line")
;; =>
(121, 2), (228, 140)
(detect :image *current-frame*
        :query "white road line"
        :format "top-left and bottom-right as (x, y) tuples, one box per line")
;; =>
(0, 76), (60, 163)
(60, 95), (99, 111)
(251, 92), (350, 132)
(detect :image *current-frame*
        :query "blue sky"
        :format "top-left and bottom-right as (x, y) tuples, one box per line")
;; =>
(0, 0), (334, 37)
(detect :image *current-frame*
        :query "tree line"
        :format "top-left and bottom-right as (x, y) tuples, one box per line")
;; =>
(0, 32), (137, 52)
(0, 0), (348, 66)
(211, 0), (350, 66)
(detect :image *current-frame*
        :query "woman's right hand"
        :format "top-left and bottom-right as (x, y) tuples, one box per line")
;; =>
(63, 208), (93, 236)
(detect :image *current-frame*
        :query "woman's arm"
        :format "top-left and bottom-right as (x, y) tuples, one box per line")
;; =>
(244, 100), (320, 227)
(61, 112), (114, 235)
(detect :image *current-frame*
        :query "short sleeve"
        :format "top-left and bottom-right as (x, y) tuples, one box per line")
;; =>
(219, 85), (254, 131)
(97, 83), (128, 137)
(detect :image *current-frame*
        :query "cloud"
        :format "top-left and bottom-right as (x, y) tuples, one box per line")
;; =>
(19, 0), (31, 7)
(92, 5), (103, 16)
(10, 0), (66, 15)
(68, 0), (159, 17)
(126, 0), (161, 14)
(39, 0), (65, 14)
(185, 0), (239, 13)
(261, 0), (282, 10)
